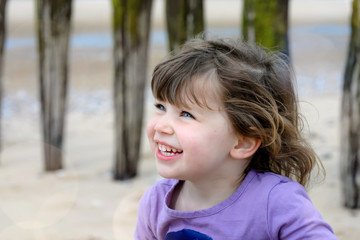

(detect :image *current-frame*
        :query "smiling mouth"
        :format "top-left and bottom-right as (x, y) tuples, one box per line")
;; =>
(158, 144), (183, 156)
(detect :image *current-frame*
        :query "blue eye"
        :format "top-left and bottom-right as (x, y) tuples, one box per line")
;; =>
(181, 111), (195, 119)
(155, 103), (166, 111)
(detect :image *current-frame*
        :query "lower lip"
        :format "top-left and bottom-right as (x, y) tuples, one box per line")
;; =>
(156, 148), (182, 161)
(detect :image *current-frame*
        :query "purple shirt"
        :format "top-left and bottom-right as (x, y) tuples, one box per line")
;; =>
(135, 169), (337, 240)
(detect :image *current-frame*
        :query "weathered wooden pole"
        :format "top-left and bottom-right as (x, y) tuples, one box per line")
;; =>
(0, 0), (7, 161)
(166, 0), (204, 51)
(242, 0), (289, 57)
(341, 0), (360, 209)
(112, 0), (153, 180)
(36, 0), (72, 171)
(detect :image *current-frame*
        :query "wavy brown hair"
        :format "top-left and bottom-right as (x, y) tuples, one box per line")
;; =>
(151, 37), (324, 187)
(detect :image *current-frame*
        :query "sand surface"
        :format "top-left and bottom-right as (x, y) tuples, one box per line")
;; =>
(0, 0), (359, 239)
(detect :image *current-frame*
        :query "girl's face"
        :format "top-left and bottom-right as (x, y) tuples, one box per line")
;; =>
(146, 88), (241, 183)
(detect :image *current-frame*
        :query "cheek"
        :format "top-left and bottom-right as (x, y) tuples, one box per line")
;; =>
(181, 128), (233, 159)
(179, 132), (205, 159)
(146, 118), (156, 148)
(146, 120), (154, 138)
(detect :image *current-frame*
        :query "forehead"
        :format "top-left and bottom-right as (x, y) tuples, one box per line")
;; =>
(186, 73), (223, 108)
(154, 70), (223, 110)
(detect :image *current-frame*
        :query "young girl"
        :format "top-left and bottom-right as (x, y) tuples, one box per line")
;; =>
(135, 37), (337, 239)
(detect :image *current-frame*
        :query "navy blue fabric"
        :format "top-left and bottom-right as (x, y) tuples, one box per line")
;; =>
(164, 229), (213, 240)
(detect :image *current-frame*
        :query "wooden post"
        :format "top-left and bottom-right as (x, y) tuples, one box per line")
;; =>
(112, 0), (152, 180)
(166, 0), (204, 51)
(341, 0), (360, 209)
(36, 0), (72, 171)
(242, 0), (289, 57)
(0, 0), (7, 161)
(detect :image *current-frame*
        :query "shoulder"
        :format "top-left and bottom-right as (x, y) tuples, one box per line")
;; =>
(248, 170), (312, 216)
(248, 171), (338, 239)
(247, 170), (301, 194)
(239, 170), (308, 217)
(251, 171), (312, 208)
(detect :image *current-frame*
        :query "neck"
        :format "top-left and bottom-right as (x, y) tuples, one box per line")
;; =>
(173, 174), (245, 211)
(171, 158), (250, 211)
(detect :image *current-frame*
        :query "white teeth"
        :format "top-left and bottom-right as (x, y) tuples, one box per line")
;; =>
(158, 144), (182, 155)
(162, 152), (177, 156)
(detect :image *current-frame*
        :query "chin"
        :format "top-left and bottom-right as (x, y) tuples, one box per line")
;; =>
(156, 167), (179, 180)
(157, 170), (175, 179)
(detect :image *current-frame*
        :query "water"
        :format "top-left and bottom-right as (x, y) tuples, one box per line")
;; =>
(4, 25), (349, 50)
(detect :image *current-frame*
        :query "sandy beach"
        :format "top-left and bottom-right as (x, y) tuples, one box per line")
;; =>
(0, 0), (359, 239)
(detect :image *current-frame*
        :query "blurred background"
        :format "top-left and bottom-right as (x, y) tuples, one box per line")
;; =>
(0, 0), (359, 239)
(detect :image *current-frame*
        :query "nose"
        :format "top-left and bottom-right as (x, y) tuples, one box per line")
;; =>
(153, 115), (174, 135)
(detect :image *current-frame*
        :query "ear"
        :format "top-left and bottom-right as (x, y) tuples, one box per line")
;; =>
(230, 136), (261, 160)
